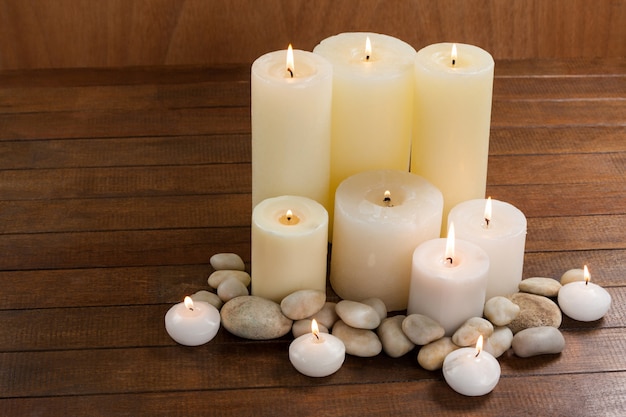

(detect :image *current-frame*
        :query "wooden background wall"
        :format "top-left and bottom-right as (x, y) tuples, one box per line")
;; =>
(0, 0), (624, 70)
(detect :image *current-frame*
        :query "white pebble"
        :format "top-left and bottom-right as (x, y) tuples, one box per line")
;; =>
(335, 300), (381, 330)
(221, 296), (292, 340)
(402, 314), (445, 345)
(208, 270), (251, 289)
(307, 302), (339, 330)
(484, 296), (521, 326)
(417, 337), (458, 371)
(452, 317), (494, 347)
(377, 315), (415, 358)
(560, 268), (585, 285)
(217, 276), (249, 302)
(519, 277), (562, 297)
(210, 253), (245, 271)
(332, 320), (382, 357)
(280, 289), (326, 321)
(292, 319), (329, 338)
(360, 297), (387, 321)
(190, 290), (223, 310)
(512, 326), (565, 357)
(483, 326), (513, 358)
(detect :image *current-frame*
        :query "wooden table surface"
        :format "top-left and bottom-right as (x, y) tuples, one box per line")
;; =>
(0, 59), (624, 416)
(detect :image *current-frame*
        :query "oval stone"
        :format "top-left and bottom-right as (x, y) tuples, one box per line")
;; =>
(506, 293), (562, 334)
(221, 296), (292, 340)
(332, 320), (382, 357)
(361, 297), (387, 321)
(560, 268), (585, 285)
(217, 276), (249, 302)
(512, 326), (565, 357)
(417, 337), (459, 371)
(484, 296), (520, 326)
(402, 314), (445, 346)
(307, 302), (339, 330)
(208, 270), (251, 289)
(519, 277), (562, 297)
(292, 319), (329, 338)
(210, 253), (245, 271)
(452, 317), (494, 347)
(377, 315), (415, 358)
(484, 326), (513, 358)
(335, 300), (381, 330)
(280, 289), (326, 321)
(191, 290), (223, 310)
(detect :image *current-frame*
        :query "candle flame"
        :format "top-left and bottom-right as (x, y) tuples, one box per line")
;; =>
(584, 265), (590, 285)
(286, 209), (293, 220)
(311, 319), (320, 340)
(383, 190), (392, 206)
(365, 36), (372, 60)
(475, 334), (484, 357)
(451, 43), (458, 66)
(445, 222), (455, 265)
(286, 44), (295, 77)
(184, 296), (194, 311)
(484, 197), (492, 228)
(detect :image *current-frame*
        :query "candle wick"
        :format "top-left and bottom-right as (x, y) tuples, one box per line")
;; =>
(366, 54), (370, 61)
(452, 58), (456, 66)
(446, 257), (453, 265)
(383, 196), (392, 207)
(475, 350), (480, 358)
(287, 68), (294, 78)
(484, 218), (490, 228)
(314, 332), (320, 341)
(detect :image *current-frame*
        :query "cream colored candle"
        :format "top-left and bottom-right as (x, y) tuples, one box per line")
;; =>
(251, 195), (328, 303)
(313, 33), (416, 233)
(330, 170), (443, 311)
(448, 198), (527, 299)
(411, 43), (494, 235)
(251, 46), (333, 209)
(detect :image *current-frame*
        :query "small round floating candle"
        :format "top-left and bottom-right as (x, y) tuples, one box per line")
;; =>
(165, 296), (221, 346)
(558, 265), (611, 322)
(289, 319), (346, 377)
(443, 335), (501, 396)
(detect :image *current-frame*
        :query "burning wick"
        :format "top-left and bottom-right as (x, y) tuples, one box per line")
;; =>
(383, 190), (392, 207)
(484, 196), (492, 229)
(286, 44), (295, 78)
(365, 36), (372, 61)
(451, 43), (458, 66)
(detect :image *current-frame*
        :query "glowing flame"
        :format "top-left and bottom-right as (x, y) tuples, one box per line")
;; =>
(484, 197), (492, 227)
(475, 334), (484, 356)
(184, 296), (194, 310)
(311, 319), (320, 340)
(365, 36), (372, 60)
(584, 265), (590, 285)
(451, 43), (458, 66)
(445, 222), (455, 265)
(286, 44), (295, 77)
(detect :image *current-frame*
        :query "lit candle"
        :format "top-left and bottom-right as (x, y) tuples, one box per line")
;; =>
(313, 33), (416, 234)
(448, 197), (527, 299)
(251, 195), (328, 302)
(164, 296), (221, 346)
(289, 319), (346, 377)
(558, 265), (612, 321)
(407, 223), (490, 335)
(330, 170), (443, 311)
(251, 45), (333, 210)
(411, 42), (494, 235)
(443, 335), (501, 396)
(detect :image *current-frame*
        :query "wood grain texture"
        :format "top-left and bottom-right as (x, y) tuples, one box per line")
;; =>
(0, 60), (624, 416)
(1, 0), (625, 69)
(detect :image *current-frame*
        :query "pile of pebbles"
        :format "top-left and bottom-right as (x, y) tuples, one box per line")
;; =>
(190, 253), (590, 371)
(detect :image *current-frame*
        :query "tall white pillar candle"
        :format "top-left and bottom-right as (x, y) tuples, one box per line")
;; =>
(408, 224), (490, 335)
(251, 195), (328, 303)
(251, 46), (333, 209)
(313, 33), (416, 232)
(330, 170), (443, 311)
(448, 198), (527, 299)
(411, 43), (494, 235)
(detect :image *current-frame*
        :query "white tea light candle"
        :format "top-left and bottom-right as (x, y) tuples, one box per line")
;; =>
(448, 197), (527, 299)
(251, 46), (333, 210)
(164, 297), (221, 346)
(443, 335), (501, 396)
(251, 195), (328, 303)
(330, 170), (443, 311)
(411, 42), (494, 235)
(289, 319), (346, 377)
(558, 265), (611, 321)
(408, 223), (489, 335)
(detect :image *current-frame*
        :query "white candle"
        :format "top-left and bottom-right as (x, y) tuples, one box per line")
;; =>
(448, 197), (527, 299)
(251, 45), (333, 209)
(164, 296), (221, 346)
(251, 195), (328, 303)
(313, 33), (416, 232)
(289, 319), (345, 377)
(443, 335), (501, 396)
(411, 43), (494, 235)
(558, 265), (611, 321)
(408, 223), (490, 335)
(330, 170), (443, 311)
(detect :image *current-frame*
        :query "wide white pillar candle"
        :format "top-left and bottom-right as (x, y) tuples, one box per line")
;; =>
(330, 170), (443, 311)
(448, 198), (527, 299)
(313, 33), (416, 233)
(411, 43), (494, 235)
(408, 225), (490, 335)
(251, 195), (328, 303)
(251, 46), (333, 209)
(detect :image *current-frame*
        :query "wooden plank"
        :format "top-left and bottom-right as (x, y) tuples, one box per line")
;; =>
(493, 75), (626, 100)
(2, 372), (625, 417)
(494, 58), (626, 76)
